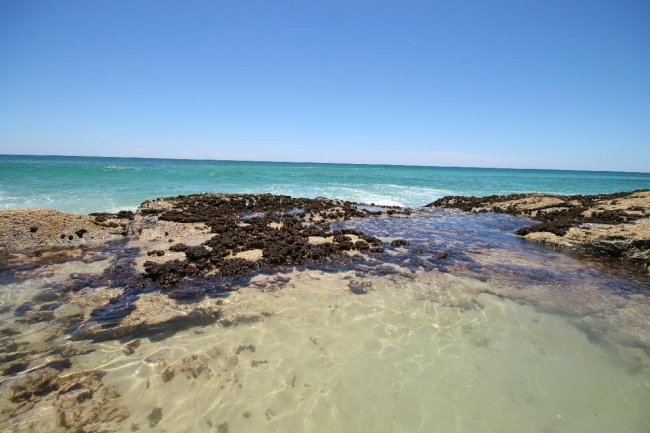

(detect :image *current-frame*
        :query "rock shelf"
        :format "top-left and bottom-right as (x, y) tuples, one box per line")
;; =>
(429, 189), (650, 273)
(137, 193), (386, 286)
(0, 194), (405, 345)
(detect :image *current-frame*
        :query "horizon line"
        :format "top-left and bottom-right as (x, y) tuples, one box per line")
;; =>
(1, 152), (649, 176)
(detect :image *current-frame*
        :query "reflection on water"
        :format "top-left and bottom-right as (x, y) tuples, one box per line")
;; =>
(1, 210), (649, 432)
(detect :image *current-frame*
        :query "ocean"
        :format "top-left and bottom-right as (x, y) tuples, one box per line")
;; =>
(1, 154), (649, 213)
(1, 154), (650, 432)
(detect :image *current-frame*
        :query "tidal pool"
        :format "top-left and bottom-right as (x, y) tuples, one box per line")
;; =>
(1, 210), (649, 432)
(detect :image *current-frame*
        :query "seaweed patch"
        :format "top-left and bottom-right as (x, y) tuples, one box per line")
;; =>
(140, 194), (385, 286)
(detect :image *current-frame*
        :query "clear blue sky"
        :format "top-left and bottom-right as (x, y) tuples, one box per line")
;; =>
(1, 1), (648, 171)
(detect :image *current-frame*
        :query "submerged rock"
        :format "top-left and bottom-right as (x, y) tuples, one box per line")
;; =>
(429, 190), (650, 273)
(9, 366), (62, 403)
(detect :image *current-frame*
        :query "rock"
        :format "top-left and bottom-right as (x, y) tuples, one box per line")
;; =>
(429, 190), (650, 273)
(148, 407), (163, 427)
(0, 208), (131, 253)
(9, 367), (60, 402)
(137, 193), (383, 286)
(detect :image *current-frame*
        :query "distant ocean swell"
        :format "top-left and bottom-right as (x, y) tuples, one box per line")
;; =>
(1, 154), (649, 214)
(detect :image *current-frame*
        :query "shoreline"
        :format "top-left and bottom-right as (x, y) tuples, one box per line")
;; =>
(1, 190), (646, 348)
(1, 190), (649, 277)
(0, 193), (412, 343)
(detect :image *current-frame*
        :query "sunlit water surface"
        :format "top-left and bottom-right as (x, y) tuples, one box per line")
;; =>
(1, 210), (649, 432)
(2, 154), (650, 212)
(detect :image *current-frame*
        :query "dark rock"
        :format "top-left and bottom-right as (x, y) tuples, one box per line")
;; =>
(122, 339), (141, 356)
(133, 194), (386, 286)
(32, 290), (62, 303)
(90, 299), (136, 324)
(355, 240), (369, 251)
(161, 366), (175, 382)
(139, 208), (161, 216)
(219, 258), (258, 277)
(18, 310), (56, 326)
(50, 344), (81, 358)
(39, 302), (60, 311)
(8, 359), (72, 403)
(44, 358), (73, 371)
(0, 338), (20, 353)
(168, 287), (205, 300)
(76, 306), (220, 342)
(0, 328), (22, 337)
(9, 367), (60, 402)
(3, 361), (30, 376)
(429, 191), (649, 237)
(65, 262), (148, 292)
(235, 345), (255, 354)
(90, 211), (135, 222)
(0, 351), (29, 364)
(14, 302), (37, 316)
(144, 260), (197, 287)
(169, 243), (189, 252)
(148, 407), (163, 427)
(185, 246), (210, 259)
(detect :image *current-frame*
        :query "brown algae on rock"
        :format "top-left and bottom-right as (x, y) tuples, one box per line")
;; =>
(430, 190), (650, 272)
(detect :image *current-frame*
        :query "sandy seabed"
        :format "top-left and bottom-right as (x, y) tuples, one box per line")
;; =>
(1, 193), (649, 432)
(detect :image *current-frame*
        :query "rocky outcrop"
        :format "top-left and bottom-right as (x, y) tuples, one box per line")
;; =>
(428, 190), (650, 273)
(0, 194), (398, 344)
(0, 208), (133, 253)
(134, 193), (386, 287)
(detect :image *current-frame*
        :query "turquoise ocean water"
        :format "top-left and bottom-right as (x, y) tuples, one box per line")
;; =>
(2, 156), (650, 432)
(1, 154), (650, 213)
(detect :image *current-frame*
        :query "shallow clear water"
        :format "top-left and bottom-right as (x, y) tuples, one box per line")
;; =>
(2, 154), (650, 212)
(1, 210), (649, 432)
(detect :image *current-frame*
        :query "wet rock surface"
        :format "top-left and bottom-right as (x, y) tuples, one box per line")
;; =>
(2, 359), (130, 432)
(139, 193), (386, 285)
(0, 194), (404, 346)
(0, 193), (648, 359)
(0, 208), (132, 253)
(429, 190), (650, 273)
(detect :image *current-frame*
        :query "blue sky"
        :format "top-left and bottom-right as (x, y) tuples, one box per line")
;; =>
(1, 1), (648, 171)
